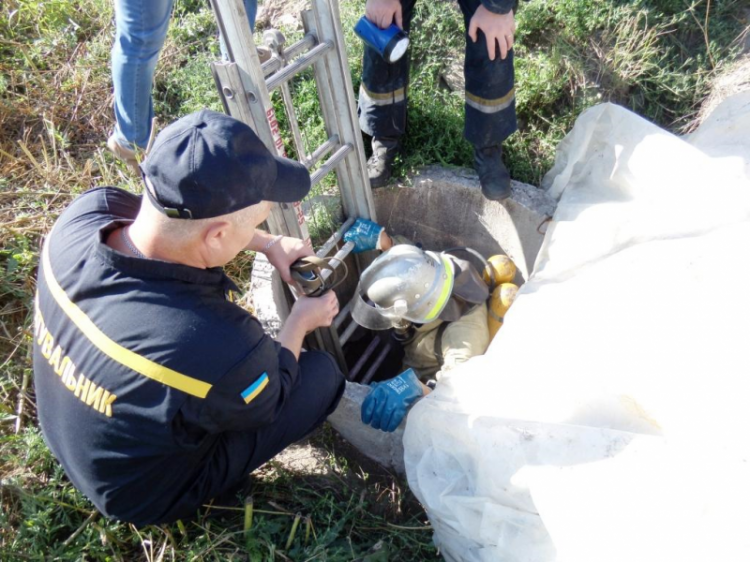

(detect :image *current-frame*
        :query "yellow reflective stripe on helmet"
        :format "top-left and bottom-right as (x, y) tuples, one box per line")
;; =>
(424, 254), (454, 322)
(41, 238), (212, 399)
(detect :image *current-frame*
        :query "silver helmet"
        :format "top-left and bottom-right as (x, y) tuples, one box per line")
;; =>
(352, 245), (454, 330)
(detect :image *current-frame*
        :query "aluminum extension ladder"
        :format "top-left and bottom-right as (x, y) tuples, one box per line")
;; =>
(210, 0), (387, 380)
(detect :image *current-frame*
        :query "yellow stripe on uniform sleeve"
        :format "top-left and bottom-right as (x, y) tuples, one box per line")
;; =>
(41, 237), (212, 399)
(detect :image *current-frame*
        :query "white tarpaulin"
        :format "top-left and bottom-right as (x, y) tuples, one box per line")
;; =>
(403, 95), (750, 562)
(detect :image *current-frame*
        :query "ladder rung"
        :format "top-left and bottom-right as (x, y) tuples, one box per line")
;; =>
(359, 341), (392, 384)
(265, 41), (333, 92)
(338, 318), (359, 346)
(333, 298), (354, 329)
(261, 33), (317, 77)
(320, 240), (355, 283)
(310, 144), (352, 187)
(317, 216), (355, 258)
(348, 337), (381, 381)
(304, 135), (339, 170)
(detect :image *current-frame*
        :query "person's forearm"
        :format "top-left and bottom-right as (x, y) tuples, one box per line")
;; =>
(245, 229), (277, 252)
(276, 318), (307, 359)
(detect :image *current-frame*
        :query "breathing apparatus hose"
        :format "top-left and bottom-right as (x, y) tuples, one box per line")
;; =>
(441, 247), (496, 293)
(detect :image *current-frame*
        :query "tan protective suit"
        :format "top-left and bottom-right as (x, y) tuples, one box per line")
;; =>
(403, 303), (489, 381)
(386, 242), (490, 381)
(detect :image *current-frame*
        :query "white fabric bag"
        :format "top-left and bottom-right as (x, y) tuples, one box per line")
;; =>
(404, 97), (750, 562)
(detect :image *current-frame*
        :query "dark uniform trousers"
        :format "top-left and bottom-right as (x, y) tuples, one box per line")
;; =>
(358, 0), (518, 149)
(224, 350), (344, 477)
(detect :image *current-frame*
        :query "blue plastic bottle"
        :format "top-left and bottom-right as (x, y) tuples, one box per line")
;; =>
(354, 16), (409, 64)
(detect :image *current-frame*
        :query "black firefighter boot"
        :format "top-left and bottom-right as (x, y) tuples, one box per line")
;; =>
(367, 136), (400, 188)
(474, 145), (511, 201)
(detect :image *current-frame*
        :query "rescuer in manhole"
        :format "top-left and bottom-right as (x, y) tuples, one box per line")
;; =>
(343, 218), (520, 432)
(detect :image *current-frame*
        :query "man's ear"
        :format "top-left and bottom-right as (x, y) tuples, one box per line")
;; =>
(203, 220), (232, 251)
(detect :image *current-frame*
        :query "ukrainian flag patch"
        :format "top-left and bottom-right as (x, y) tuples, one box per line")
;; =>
(241, 372), (269, 404)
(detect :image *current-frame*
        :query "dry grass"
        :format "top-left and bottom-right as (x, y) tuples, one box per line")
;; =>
(0, 4), (437, 559)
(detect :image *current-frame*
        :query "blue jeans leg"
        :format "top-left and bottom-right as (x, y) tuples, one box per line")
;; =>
(111, 0), (174, 150)
(112, 0), (258, 150)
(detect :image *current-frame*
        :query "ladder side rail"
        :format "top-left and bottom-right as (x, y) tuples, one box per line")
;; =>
(279, 81), (308, 163)
(305, 1), (376, 222)
(211, 62), (258, 130)
(213, 0), (342, 365)
(212, 0), (380, 375)
(334, 299), (354, 329)
(211, 0), (311, 248)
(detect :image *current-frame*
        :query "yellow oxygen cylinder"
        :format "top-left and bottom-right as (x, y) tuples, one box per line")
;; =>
(488, 283), (518, 340)
(483, 254), (517, 287)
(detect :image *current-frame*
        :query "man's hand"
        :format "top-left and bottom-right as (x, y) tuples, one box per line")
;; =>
(468, 5), (515, 61)
(343, 218), (385, 254)
(361, 368), (425, 432)
(278, 292), (339, 358)
(365, 0), (403, 30)
(289, 292), (340, 333)
(264, 236), (313, 284)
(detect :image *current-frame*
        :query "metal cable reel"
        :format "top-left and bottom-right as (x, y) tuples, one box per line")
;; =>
(290, 256), (348, 297)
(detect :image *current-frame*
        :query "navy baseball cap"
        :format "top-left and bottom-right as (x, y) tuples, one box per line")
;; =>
(141, 110), (311, 219)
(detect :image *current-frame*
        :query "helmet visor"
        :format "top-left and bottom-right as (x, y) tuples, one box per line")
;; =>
(351, 287), (398, 330)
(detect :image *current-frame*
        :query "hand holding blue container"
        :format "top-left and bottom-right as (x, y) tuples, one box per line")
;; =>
(354, 16), (409, 64)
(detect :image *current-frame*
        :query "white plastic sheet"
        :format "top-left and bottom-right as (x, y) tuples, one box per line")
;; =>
(403, 97), (750, 562)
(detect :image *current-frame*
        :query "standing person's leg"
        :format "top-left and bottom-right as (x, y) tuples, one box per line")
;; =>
(244, 0), (258, 31)
(459, 0), (518, 200)
(110, 0), (174, 166)
(358, 0), (417, 188)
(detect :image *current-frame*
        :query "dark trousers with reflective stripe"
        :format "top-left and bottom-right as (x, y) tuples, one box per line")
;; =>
(358, 0), (517, 148)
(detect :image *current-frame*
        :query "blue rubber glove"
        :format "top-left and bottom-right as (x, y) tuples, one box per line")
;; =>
(343, 218), (384, 254)
(361, 368), (424, 432)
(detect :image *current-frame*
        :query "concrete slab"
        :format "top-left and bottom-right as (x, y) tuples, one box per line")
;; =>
(327, 382), (406, 473)
(372, 166), (556, 282)
(248, 252), (288, 337)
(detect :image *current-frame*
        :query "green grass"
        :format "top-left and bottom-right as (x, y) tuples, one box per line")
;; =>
(1, 426), (434, 560)
(1, 0), (747, 558)
(391, 0), (747, 184)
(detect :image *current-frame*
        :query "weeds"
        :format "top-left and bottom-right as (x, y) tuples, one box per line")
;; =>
(1, 426), (435, 560)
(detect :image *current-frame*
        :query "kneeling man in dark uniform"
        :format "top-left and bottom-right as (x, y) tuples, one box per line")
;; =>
(32, 110), (345, 526)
